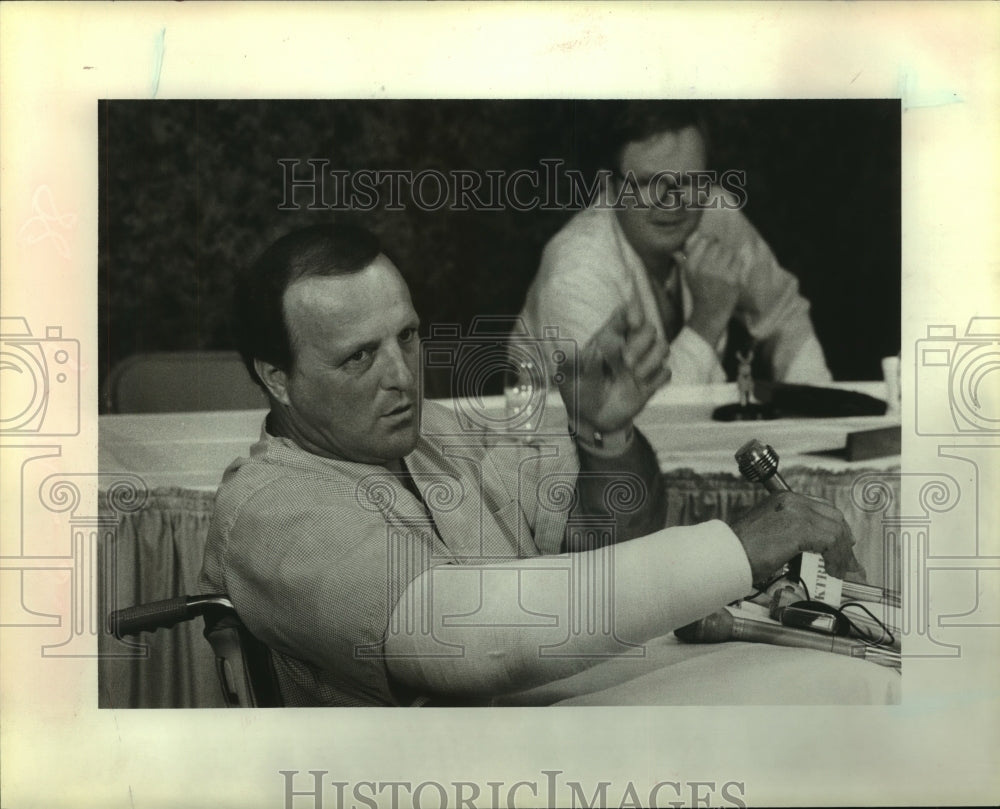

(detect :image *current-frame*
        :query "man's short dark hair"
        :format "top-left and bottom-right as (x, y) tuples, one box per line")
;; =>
(232, 223), (382, 388)
(597, 101), (711, 175)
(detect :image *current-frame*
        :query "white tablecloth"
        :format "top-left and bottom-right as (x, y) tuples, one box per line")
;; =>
(99, 382), (900, 489)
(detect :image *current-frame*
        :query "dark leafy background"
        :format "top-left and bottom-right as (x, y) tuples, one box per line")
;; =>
(98, 100), (899, 406)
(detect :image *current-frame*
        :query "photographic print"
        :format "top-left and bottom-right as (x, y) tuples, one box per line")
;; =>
(2, 3), (998, 807)
(96, 98), (904, 714)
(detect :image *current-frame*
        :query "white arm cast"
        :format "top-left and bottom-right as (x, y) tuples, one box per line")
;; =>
(385, 520), (752, 697)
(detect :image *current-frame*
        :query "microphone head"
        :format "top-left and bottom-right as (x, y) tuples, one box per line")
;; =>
(674, 610), (735, 643)
(735, 438), (780, 483)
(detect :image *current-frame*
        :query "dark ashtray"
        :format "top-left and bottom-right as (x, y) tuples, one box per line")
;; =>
(711, 402), (778, 422)
(753, 382), (887, 418)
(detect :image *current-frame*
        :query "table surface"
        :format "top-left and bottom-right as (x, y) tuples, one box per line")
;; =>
(99, 382), (901, 490)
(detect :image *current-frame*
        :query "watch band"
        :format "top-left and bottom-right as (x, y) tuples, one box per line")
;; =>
(577, 424), (634, 455)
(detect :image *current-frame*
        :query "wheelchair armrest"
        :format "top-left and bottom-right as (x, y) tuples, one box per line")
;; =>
(203, 609), (283, 708)
(108, 594), (235, 637)
(108, 594), (283, 707)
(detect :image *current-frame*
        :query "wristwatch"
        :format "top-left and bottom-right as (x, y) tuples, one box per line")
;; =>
(577, 424), (634, 455)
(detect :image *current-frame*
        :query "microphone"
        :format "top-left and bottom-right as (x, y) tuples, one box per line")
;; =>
(673, 608), (900, 669)
(674, 439), (799, 643)
(736, 437), (899, 607)
(735, 438), (802, 582)
(735, 438), (790, 493)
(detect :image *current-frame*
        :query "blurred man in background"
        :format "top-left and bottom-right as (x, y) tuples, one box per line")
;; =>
(519, 101), (832, 387)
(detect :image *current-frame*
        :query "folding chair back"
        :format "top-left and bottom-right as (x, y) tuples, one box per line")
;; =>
(102, 351), (267, 413)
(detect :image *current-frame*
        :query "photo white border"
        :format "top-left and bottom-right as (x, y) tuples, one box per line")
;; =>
(2, 2), (999, 806)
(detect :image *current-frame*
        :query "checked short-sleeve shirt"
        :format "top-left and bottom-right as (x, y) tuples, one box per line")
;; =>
(199, 400), (579, 707)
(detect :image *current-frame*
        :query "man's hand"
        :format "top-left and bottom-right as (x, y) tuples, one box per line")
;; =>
(558, 302), (671, 435)
(682, 231), (746, 348)
(729, 491), (864, 583)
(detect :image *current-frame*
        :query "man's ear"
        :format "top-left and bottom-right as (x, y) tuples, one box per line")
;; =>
(254, 359), (291, 406)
